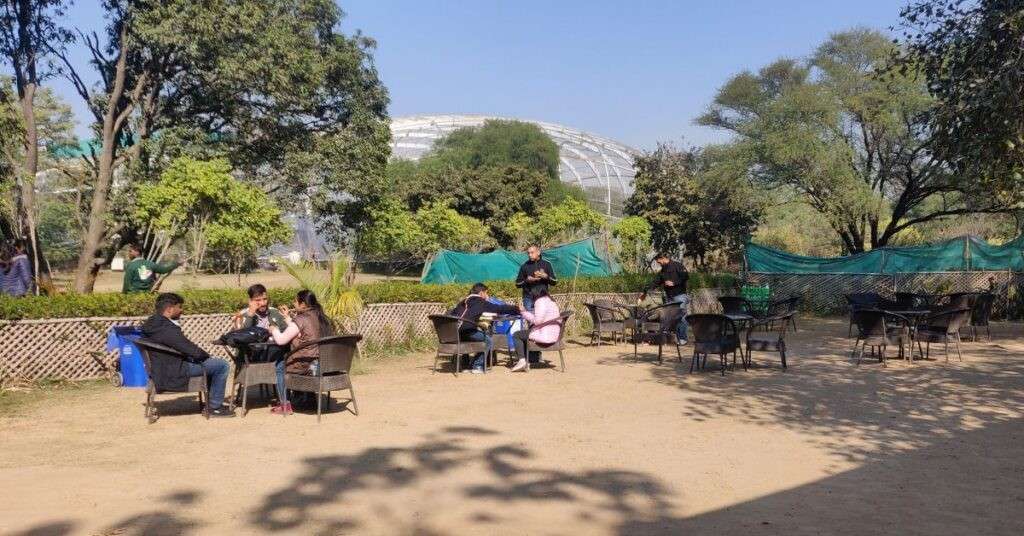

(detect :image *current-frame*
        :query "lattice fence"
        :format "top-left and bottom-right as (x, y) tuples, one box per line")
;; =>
(745, 271), (1021, 317)
(4, 291), (731, 381)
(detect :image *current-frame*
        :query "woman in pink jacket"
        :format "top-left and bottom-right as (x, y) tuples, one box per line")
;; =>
(511, 288), (562, 372)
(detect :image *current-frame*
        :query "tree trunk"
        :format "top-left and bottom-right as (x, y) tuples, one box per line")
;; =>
(15, 82), (43, 292)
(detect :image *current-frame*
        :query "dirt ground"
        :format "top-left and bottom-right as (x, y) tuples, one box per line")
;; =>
(48, 269), (416, 293)
(2, 318), (1023, 535)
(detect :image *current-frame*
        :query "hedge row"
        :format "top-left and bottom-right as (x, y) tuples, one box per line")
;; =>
(0, 273), (737, 320)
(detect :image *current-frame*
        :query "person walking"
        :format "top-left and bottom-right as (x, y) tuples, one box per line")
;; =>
(122, 244), (180, 293)
(2, 240), (33, 297)
(640, 253), (689, 344)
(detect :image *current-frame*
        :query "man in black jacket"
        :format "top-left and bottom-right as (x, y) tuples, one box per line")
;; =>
(141, 293), (235, 417)
(516, 245), (557, 311)
(640, 253), (690, 344)
(448, 283), (521, 374)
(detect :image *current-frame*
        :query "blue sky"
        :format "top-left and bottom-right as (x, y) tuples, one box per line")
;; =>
(52, 0), (906, 150)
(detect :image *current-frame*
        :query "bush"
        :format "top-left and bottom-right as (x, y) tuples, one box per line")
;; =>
(0, 273), (737, 320)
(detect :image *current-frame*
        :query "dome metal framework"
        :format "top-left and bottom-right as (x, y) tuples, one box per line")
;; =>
(390, 114), (638, 218)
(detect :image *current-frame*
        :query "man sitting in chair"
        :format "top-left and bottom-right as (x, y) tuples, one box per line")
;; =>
(449, 283), (520, 374)
(141, 293), (235, 417)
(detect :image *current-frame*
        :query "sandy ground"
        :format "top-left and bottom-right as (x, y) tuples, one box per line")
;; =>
(2, 319), (1024, 535)
(48, 269), (416, 293)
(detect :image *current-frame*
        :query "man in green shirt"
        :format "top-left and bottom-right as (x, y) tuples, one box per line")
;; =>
(233, 283), (289, 331)
(122, 244), (180, 293)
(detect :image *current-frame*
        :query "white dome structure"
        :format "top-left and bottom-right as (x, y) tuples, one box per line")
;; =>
(390, 114), (639, 218)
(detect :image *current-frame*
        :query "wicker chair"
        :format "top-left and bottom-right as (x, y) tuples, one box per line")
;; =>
(850, 310), (911, 366)
(225, 344), (280, 418)
(745, 312), (795, 370)
(970, 293), (996, 341)
(285, 334), (362, 423)
(894, 292), (934, 309)
(632, 303), (684, 365)
(686, 314), (741, 375)
(766, 296), (801, 332)
(915, 308), (971, 362)
(134, 339), (209, 424)
(845, 293), (887, 337)
(584, 300), (627, 345)
(429, 314), (489, 375)
(523, 311), (573, 372)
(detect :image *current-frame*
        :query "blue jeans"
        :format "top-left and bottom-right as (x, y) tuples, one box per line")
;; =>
(671, 293), (690, 342)
(462, 330), (492, 369)
(521, 295), (540, 361)
(183, 358), (230, 409)
(275, 359), (288, 403)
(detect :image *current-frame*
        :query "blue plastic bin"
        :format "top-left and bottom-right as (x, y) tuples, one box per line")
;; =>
(105, 326), (148, 387)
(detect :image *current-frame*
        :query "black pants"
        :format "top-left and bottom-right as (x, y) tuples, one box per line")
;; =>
(513, 331), (545, 363)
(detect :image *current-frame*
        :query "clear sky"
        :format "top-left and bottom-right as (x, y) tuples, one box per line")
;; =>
(51, 0), (907, 150)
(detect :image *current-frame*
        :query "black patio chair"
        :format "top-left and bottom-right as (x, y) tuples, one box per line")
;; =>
(915, 308), (971, 362)
(894, 292), (934, 310)
(285, 334), (362, 423)
(214, 341), (278, 418)
(850, 309), (911, 367)
(134, 338), (209, 424)
(846, 293), (887, 337)
(766, 296), (801, 332)
(429, 314), (489, 375)
(745, 312), (795, 370)
(584, 300), (627, 345)
(632, 302), (684, 365)
(970, 293), (996, 341)
(686, 314), (741, 376)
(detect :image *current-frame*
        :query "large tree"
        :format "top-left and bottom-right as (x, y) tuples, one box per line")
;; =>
(698, 28), (1012, 253)
(624, 144), (762, 267)
(0, 0), (72, 285)
(896, 0), (1024, 204)
(53, 0), (389, 292)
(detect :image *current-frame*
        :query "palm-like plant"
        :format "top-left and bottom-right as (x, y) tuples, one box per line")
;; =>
(283, 253), (363, 332)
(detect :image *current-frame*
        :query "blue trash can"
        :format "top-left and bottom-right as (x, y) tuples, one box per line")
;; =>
(105, 326), (148, 387)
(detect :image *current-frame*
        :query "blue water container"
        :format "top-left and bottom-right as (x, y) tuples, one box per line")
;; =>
(106, 326), (148, 387)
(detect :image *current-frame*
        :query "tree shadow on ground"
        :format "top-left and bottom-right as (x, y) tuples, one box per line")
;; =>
(12, 490), (204, 536)
(617, 319), (1024, 464)
(250, 426), (676, 533)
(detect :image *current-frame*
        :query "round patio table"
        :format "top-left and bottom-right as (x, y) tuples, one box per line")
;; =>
(879, 309), (932, 361)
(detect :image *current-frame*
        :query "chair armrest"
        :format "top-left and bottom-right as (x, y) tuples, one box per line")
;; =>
(134, 339), (186, 358)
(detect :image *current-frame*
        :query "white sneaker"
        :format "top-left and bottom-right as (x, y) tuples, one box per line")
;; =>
(470, 367), (484, 374)
(510, 359), (528, 372)
(678, 339), (689, 346)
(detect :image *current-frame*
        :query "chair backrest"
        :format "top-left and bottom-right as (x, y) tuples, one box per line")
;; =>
(314, 335), (363, 375)
(894, 292), (930, 309)
(846, 293), (882, 309)
(718, 296), (751, 316)
(657, 303), (683, 333)
(686, 314), (736, 343)
(429, 314), (463, 345)
(768, 296), (800, 316)
(924, 307), (971, 333)
(850, 309), (888, 338)
(556, 311), (573, 342)
(584, 303), (616, 326)
(938, 293), (974, 310)
(972, 293), (995, 325)
(133, 338), (184, 380)
(593, 298), (619, 321)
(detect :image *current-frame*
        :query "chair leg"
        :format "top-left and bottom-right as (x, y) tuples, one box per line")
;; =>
(689, 349), (697, 373)
(316, 391), (323, 424)
(944, 340), (950, 362)
(633, 337), (638, 360)
(720, 353), (727, 376)
(145, 388), (154, 423)
(349, 384), (358, 416)
(955, 334), (963, 362)
(559, 350), (566, 373)
(780, 349), (787, 370)
(657, 342), (664, 365)
(241, 383), (249, 417)
(880, 345), (887, 367)
(854, 340), (862, 365)
(676, 343), (683, 363)
(432, 351), (440, 374)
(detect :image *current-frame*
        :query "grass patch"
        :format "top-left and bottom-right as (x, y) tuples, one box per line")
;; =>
(354, 336), (436, 375)
(0, 378), (111, 417)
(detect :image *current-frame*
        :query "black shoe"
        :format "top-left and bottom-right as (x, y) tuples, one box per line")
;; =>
(209, 406), (236, 418)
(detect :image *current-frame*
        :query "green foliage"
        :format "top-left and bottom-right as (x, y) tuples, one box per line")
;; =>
(36, 200), (80, 266)
(897, 1), (1024, 206)
(612, 216), (652, 272)
(283, 253), (363, 327)
(0, 273), (738, 320)
(135, 157), (291, 272)
(504, 198), (607, 249)
(699, 28), (1010, 254)
(625, 144), (762, 266)
(382, 120), (587, 245)
(357, 200), (495, 273)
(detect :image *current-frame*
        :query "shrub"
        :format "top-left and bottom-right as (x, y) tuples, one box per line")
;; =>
(0, 273), (737, 320)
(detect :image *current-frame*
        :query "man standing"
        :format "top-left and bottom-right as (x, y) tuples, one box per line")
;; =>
(141, 293), (235, 417)
(233, 284), (289, 331)
(641, 253), (690, 344)
(122, 244), (180, 293)
(448, 283), (520, 374)
(515, 245), (557, 311)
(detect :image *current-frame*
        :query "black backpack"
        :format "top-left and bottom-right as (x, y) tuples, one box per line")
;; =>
(217, 326), (270, 347)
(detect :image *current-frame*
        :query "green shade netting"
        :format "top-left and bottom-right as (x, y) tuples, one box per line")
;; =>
(421, 238), (618, 284)
(746, 236), (1024, 274)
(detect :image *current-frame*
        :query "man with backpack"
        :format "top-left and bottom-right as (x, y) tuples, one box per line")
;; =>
(449, 283), (520, 374)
